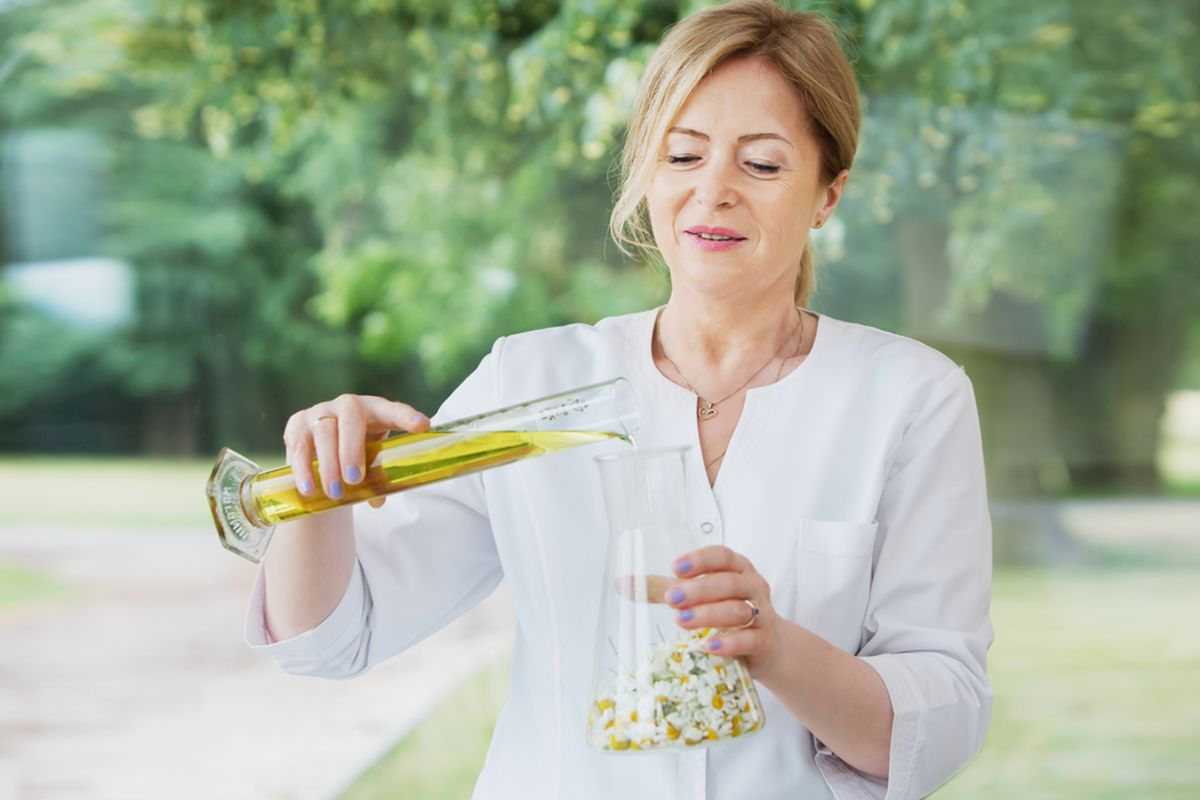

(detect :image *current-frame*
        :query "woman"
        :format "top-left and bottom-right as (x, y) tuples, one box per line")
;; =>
(247, 2), (993, 798)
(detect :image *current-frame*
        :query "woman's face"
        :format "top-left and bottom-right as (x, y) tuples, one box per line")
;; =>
(645, 57), (846, 304)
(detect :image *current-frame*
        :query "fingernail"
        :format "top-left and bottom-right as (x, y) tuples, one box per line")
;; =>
(708, 638), (722, 651)
(345, 465), (361, 483)
(298, 478), (313, 495)
(679, 609), (693, 622)
(668, 588), (686, 605)
(676, 558), (692, 575)
(328, 480), (344, 500)
(412, 412), (428, 425)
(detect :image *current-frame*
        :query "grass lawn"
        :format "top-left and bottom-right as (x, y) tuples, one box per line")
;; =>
(940, 567), (1200, 799)
(1, 445), (1192, 526)
(0, 454), (281, 527)
(338, 566), (1200, 800)
(2, 456), (1195, 795)
(337, 653), (511, 800)
(0, 455), (281, 607)
(0, 561), (72, 607)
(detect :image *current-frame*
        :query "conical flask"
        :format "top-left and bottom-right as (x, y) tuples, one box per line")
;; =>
(207, 378), (637, 562)
(585, 446), (765, 752)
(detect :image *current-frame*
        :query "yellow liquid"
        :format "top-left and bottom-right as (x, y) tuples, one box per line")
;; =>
(248, 430), (627, 526)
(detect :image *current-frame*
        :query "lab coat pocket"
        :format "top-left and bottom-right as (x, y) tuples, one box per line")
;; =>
(795, 519), (878, 654)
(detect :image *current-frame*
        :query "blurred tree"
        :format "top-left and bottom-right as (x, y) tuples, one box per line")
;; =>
(829, 0), (1200, 504)
(2, 0), (362, 454)
(2, 0), (1196, 507)
(0, 1), (131, 451)
(121, 0), (1198, 493)
(0, 287), (120, 450)
(120, 0), (671, 401)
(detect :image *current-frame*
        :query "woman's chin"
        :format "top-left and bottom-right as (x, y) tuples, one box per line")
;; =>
(666, 266), (789, 305)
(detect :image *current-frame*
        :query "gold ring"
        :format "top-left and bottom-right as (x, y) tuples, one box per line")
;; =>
(309, 414), (337, 432)
(737, 599), (760, 629)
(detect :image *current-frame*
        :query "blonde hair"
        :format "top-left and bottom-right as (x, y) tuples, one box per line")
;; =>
(609, 0), (861, 305)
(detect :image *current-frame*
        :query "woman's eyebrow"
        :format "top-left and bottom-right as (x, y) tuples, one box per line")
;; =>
(668, 126), (793, 147)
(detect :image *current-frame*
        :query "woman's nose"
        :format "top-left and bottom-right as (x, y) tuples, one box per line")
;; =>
(692, 159), (739, 210)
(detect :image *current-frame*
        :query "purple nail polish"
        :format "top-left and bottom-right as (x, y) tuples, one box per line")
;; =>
(345, 465), (361, 483)
(676, 558), (692, 575)
(679, 609), (694, 622)
(668, 588), (686, 605)
(708, 638), (722, 651)
(299, 479), (313, 495)
(328, 480), (344, 500)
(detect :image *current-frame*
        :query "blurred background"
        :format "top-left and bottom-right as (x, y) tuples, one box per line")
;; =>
(0, 0), (1197, 798)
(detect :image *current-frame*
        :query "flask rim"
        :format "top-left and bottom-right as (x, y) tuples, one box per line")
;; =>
(593, 444), (691, 463)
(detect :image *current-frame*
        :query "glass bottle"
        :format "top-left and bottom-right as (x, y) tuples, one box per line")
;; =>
(207, 378), (638, 562)
(585, 446), (765, 752)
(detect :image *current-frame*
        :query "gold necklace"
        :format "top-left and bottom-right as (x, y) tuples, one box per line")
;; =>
(657, 307), (804, 422)
(703, 320), (804, 470)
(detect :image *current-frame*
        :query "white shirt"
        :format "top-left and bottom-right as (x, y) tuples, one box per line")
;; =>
(246, 308), (994, 799)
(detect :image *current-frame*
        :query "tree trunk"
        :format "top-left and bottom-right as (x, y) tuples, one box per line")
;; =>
(893, 217), (1192, 560)
(140, 391), (199, 457)
(1051, 309), (1183, 493)
(896, 218), (1073, 564)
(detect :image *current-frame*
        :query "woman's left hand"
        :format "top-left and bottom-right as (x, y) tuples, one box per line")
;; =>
(665, 545), (781, 676)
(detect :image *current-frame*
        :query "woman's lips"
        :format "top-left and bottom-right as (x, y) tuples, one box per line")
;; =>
(684, 226), (747, 252)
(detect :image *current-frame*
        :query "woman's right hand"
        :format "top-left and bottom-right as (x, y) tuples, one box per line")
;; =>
(282, 394), (431, 506)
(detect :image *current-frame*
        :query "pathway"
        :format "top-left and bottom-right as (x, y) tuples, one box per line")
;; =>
(0, 526), (515, 800)
(0, 498), (1195, 799)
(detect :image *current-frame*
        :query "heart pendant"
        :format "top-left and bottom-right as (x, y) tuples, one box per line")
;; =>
(698, 405), (719, 421)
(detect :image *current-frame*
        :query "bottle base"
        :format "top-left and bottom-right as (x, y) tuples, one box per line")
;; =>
(206, 447), (275, 563)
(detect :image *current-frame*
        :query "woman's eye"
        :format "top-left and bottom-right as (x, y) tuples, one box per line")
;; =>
(747, 161), (781, 175)
(667, 155), (700, 166)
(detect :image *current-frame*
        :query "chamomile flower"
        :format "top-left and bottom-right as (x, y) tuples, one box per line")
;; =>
(586, 628), (764, 751)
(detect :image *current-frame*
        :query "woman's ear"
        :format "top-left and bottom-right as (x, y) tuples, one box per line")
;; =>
(815, 168), (850, 227)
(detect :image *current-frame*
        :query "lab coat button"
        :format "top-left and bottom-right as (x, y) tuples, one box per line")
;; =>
(700, 522), (714, 534)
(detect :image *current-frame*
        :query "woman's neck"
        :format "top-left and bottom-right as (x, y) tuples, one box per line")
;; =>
(656, 293), (801, 373)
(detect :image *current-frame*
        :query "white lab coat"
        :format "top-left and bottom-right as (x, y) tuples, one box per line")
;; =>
(246, 308), (994, 799)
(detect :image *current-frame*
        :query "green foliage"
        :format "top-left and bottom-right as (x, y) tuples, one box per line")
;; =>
(117, 0), (679, 392)
(837, 0), (1200, 342)
(0, 296), (107, 417)
(3, 0), (364, 451)
(2, 0), (1197, 473)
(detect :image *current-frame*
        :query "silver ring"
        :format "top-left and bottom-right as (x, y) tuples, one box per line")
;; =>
(737, 599), (760, 629)
(309, 414), (337, 432)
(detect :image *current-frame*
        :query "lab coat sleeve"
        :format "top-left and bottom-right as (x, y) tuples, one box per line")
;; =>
(817, 366), (994, 800)
(243, 341), (506, 679)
